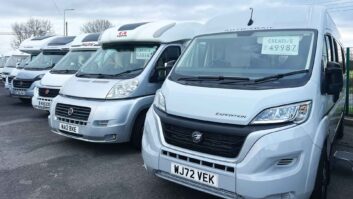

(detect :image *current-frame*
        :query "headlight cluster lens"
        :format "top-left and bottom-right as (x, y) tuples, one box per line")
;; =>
(251, 101), (312, 125)
(106, 79), (139, 99)
(154, 90), (166, 112)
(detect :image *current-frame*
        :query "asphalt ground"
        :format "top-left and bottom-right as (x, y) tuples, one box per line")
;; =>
(0, 85), (352, 199)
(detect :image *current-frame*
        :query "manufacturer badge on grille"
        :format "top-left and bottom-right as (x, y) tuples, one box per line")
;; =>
(44, 89), (50, 95)
(68, 108), (74, 116)
(191, 131), (203, 144)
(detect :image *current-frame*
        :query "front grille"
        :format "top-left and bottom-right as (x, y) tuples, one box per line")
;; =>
(56, 116), (88, 126)
(39, 88), (60, 98)
(161, 121), (246, 158)
(13, 79), (34, 89)
(55, 103), (91, 121)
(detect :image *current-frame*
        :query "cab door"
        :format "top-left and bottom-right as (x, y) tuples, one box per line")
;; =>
(324, 35), (346, 145)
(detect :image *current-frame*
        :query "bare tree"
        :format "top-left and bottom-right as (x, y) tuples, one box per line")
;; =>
(11, 18), (54, 49)
(80, 19), (113, 33)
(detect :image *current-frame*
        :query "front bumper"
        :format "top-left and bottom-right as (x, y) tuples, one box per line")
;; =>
(49, 95), (154, 143)
(142, 108), (320, 199)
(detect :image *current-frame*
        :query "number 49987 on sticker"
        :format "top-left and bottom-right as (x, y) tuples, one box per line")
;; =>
(171, 163), (219, 187)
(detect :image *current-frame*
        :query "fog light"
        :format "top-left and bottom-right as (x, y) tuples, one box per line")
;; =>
(265, 192), (294, 199)
(93, 120), (109, 126)
(104, 134), (117, 141)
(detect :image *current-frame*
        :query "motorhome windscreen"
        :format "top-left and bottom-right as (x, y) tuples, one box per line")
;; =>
(171, 30), (316, 89)
(26, 51), (66, 70)
(51, 50), (96, 74)
(77, 43), (159, 79)
(5, 55), (29, 68)
(0, 58), (5, 68)
(17, 56), (31, 69)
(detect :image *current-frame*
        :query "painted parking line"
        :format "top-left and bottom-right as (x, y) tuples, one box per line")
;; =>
(0, 118), (45, 127)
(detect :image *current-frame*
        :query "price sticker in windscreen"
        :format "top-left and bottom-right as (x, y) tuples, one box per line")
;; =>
(261, 36), (300, 56)
(136, 47), (156, 60)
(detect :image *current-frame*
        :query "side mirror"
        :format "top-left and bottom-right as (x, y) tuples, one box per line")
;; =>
(325, 62), (343, 101)
(150, 60), (176, 83)
(16, 62), (20, 67)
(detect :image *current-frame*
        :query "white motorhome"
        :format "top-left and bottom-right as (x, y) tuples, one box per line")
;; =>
(2, 50), (29, 88)
(11, 36), (75, 103)
(0, 55), (9, 76)
(142, 6), (346, 199)
(49, 21), (201, 148)
(32, 33), (100, 111)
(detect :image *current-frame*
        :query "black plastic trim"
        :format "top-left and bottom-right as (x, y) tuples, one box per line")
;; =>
(154, 106), (290, 136)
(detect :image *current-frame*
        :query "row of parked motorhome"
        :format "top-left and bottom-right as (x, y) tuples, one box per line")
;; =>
(0, 5), (347, 199)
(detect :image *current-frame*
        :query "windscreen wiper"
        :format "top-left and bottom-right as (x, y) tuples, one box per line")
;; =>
(51, 69), (77, 74)
(178, 76), (250, 82)
(253, 69), (310, 84)
(109, 68), (144, 77)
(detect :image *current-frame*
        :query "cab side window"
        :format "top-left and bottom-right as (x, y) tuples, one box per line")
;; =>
(152, 46), (181, 82)
(325, 35), (333, 62)
(335, 40), (346, 73)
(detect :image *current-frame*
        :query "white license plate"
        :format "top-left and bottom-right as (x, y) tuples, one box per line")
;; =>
(39, 101), (51, 108)
(171, 163), (218, 187)
(59, 123), (79, 134)
(14, 90), (26, 95)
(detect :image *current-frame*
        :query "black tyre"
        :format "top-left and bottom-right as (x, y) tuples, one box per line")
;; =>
(19, 98), (31, 104)
(336, 118), (344, 140)
(310, 145), (329, 199)
(131, 111), (147, 150)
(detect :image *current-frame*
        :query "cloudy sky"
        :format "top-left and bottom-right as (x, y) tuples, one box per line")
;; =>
(0, 0), (353, 55)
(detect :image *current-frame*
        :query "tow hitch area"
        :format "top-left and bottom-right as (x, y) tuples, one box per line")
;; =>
(334, 151), (353, 171)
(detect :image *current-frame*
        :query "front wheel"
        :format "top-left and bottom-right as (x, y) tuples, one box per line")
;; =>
(310, 146), (329, 199)
(131, 111), (147, 150)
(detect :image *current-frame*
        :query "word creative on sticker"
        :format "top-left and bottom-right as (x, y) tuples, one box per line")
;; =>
(261, 36), (300, 56)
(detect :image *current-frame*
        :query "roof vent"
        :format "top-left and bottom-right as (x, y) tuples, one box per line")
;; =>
(31, 35), (54, 41)
(48, 36), (75, 46)
(118, 22), (149, 31)
(153, 22), (176, 38)
(82, 33), (100, 42)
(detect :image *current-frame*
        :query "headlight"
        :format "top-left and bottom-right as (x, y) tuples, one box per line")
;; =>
(153, 90), (166, 112)
(34, 87), (39, 95)
(34, 74), (45, 81)
(251, 101), (312, 125)
(106, 79), (139, 99)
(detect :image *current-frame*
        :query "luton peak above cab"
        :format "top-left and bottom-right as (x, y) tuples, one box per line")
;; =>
(19, 35), (56, 59)
(32, 33), (100, 111)
(11, 36), (75, 103)
(2, 50), (29, 89)
(48, 21), (201, 148)
(142, 5), (346, 199)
